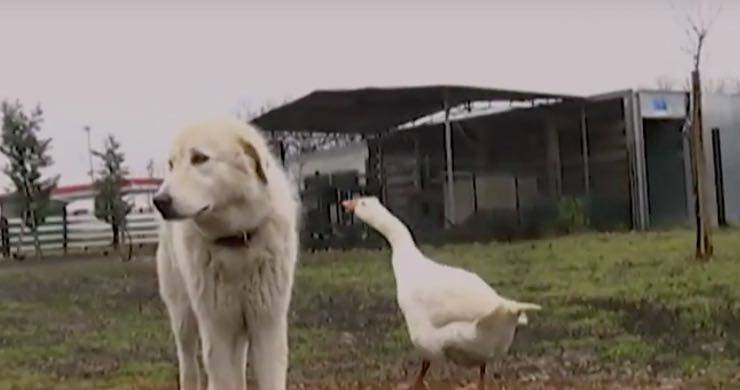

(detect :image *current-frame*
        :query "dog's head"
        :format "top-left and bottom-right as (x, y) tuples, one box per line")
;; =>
(153, 120), (273, 234)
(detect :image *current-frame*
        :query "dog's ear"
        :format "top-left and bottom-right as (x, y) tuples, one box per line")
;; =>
(238, 138), (268, 184)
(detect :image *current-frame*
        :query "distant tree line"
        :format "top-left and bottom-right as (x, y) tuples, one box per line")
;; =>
(654, 75), (740, 95)
(0, 100), (130, 259)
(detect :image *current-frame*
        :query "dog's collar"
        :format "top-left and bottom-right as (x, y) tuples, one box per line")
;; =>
(212, 229), (257, 248)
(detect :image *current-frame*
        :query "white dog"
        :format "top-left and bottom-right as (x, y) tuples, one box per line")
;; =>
(153, 119), (299, 390)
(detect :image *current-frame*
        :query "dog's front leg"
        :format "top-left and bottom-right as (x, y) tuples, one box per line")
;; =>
(200, 321), (249, 390)
(168, 305), (201, 390)
(249, 315), (289, 390)
(157, 244), (202, 390)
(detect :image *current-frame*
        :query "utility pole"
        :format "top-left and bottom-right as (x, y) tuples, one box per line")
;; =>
(146, 159), (154, 178)
(84, 126), (95, 184)
(146, 159), (155, 210)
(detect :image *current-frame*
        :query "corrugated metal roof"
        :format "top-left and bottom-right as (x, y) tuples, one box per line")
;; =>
(252, 85), (580, 134)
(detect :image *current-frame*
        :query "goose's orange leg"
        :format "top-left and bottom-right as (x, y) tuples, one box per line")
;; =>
(412, 360), (431, 389)
(478, 364), (486, 390)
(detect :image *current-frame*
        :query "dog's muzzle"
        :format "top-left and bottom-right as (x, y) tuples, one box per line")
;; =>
(153, 193), (179, 220)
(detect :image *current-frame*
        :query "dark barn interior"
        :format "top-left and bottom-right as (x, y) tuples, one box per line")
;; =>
(376, 97), (632, 239)
(254, 86), (634, 247)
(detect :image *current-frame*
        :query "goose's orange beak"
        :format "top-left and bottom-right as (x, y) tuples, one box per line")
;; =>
(341, 199), (356, 211)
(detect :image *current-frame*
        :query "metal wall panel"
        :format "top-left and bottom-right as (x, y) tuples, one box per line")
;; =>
(704, 94), (740, 223)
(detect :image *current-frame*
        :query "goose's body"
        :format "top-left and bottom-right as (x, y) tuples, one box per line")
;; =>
(343, 197), (540, 388)
(395, 250), (537, 365)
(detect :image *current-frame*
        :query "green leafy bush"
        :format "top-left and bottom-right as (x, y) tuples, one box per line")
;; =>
(556, 196), (589, 233)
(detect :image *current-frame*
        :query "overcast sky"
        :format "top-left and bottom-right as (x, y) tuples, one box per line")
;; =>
(0, 0), (738, 189)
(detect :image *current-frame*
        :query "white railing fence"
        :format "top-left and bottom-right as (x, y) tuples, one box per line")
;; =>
(1, 211), (159, 257)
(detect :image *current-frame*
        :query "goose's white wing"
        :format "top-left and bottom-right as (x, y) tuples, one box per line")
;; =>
(409, 263), (504, 328)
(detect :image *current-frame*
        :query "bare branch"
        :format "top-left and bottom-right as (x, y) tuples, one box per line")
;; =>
(655, 75), (682, 91)
(705, 2), (723, 32)
(671, 0), (723, 71)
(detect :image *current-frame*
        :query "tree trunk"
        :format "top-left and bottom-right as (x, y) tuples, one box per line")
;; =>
(29, 208), (43, 259)
(111, 220), (119, 249)
(15, 218), (25, 259)
(690, 69), (714, 260)
(0, 217), (9, 258)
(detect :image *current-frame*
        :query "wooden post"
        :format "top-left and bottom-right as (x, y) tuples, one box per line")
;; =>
(689, 70), (713, 260)
(62, 206), (68, 255)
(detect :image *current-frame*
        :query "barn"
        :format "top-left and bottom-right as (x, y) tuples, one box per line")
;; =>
(255, 86), (740, 245)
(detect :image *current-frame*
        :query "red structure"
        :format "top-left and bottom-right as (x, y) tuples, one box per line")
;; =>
(50, 178), (162, 202)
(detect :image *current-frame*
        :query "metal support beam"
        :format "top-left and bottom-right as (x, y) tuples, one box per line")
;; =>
(580, 106), (591, 197)
(545, 122), (561, 197)
(622, 94), (641, 229)
(413, 134), (421, 190)
(711, 127), (727, 226)
(444, 100), (455, 227)
(629, 92), (649, 229)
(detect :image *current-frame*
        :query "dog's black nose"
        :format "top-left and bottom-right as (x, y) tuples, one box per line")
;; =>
(153, 193), (173, 216)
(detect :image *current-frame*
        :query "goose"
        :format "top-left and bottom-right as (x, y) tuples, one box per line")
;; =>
(341, 196), (541, 390)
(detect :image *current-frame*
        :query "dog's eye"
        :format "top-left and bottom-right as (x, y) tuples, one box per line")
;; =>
(191, 152), (209, 165)
(168, 160), (173, 170)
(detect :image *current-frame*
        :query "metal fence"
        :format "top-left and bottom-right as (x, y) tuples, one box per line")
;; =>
(2, 212), (159, 256)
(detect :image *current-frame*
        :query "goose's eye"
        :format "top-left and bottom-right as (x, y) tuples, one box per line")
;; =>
(191, 152), (210, 165)
(168, 160), (174, 170)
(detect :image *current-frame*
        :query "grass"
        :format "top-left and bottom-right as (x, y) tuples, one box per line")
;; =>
(0, 229), (739, 388)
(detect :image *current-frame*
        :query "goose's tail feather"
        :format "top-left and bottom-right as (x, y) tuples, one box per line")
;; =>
(508, 301), (541, 325)
(476, 301), (542, 330)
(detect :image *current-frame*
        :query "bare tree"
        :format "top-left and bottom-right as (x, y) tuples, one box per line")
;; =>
(679, 2), (722, 260)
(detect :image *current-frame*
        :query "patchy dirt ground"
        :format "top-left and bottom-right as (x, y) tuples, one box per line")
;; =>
(110, 377), (718, 390)
(1, 230), (739, 389)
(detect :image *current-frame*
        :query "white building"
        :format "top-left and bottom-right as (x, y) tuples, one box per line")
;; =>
(286, 142), (368, 190)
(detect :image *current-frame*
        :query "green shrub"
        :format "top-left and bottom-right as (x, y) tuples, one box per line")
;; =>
(556, 196), (589, 233)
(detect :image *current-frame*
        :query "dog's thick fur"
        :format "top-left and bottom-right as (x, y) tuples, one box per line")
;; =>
(155, 119), (299, 390)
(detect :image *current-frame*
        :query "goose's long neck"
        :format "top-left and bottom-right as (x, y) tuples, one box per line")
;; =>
(363, 206), (428, 283)
(368, 208), (418, 253)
